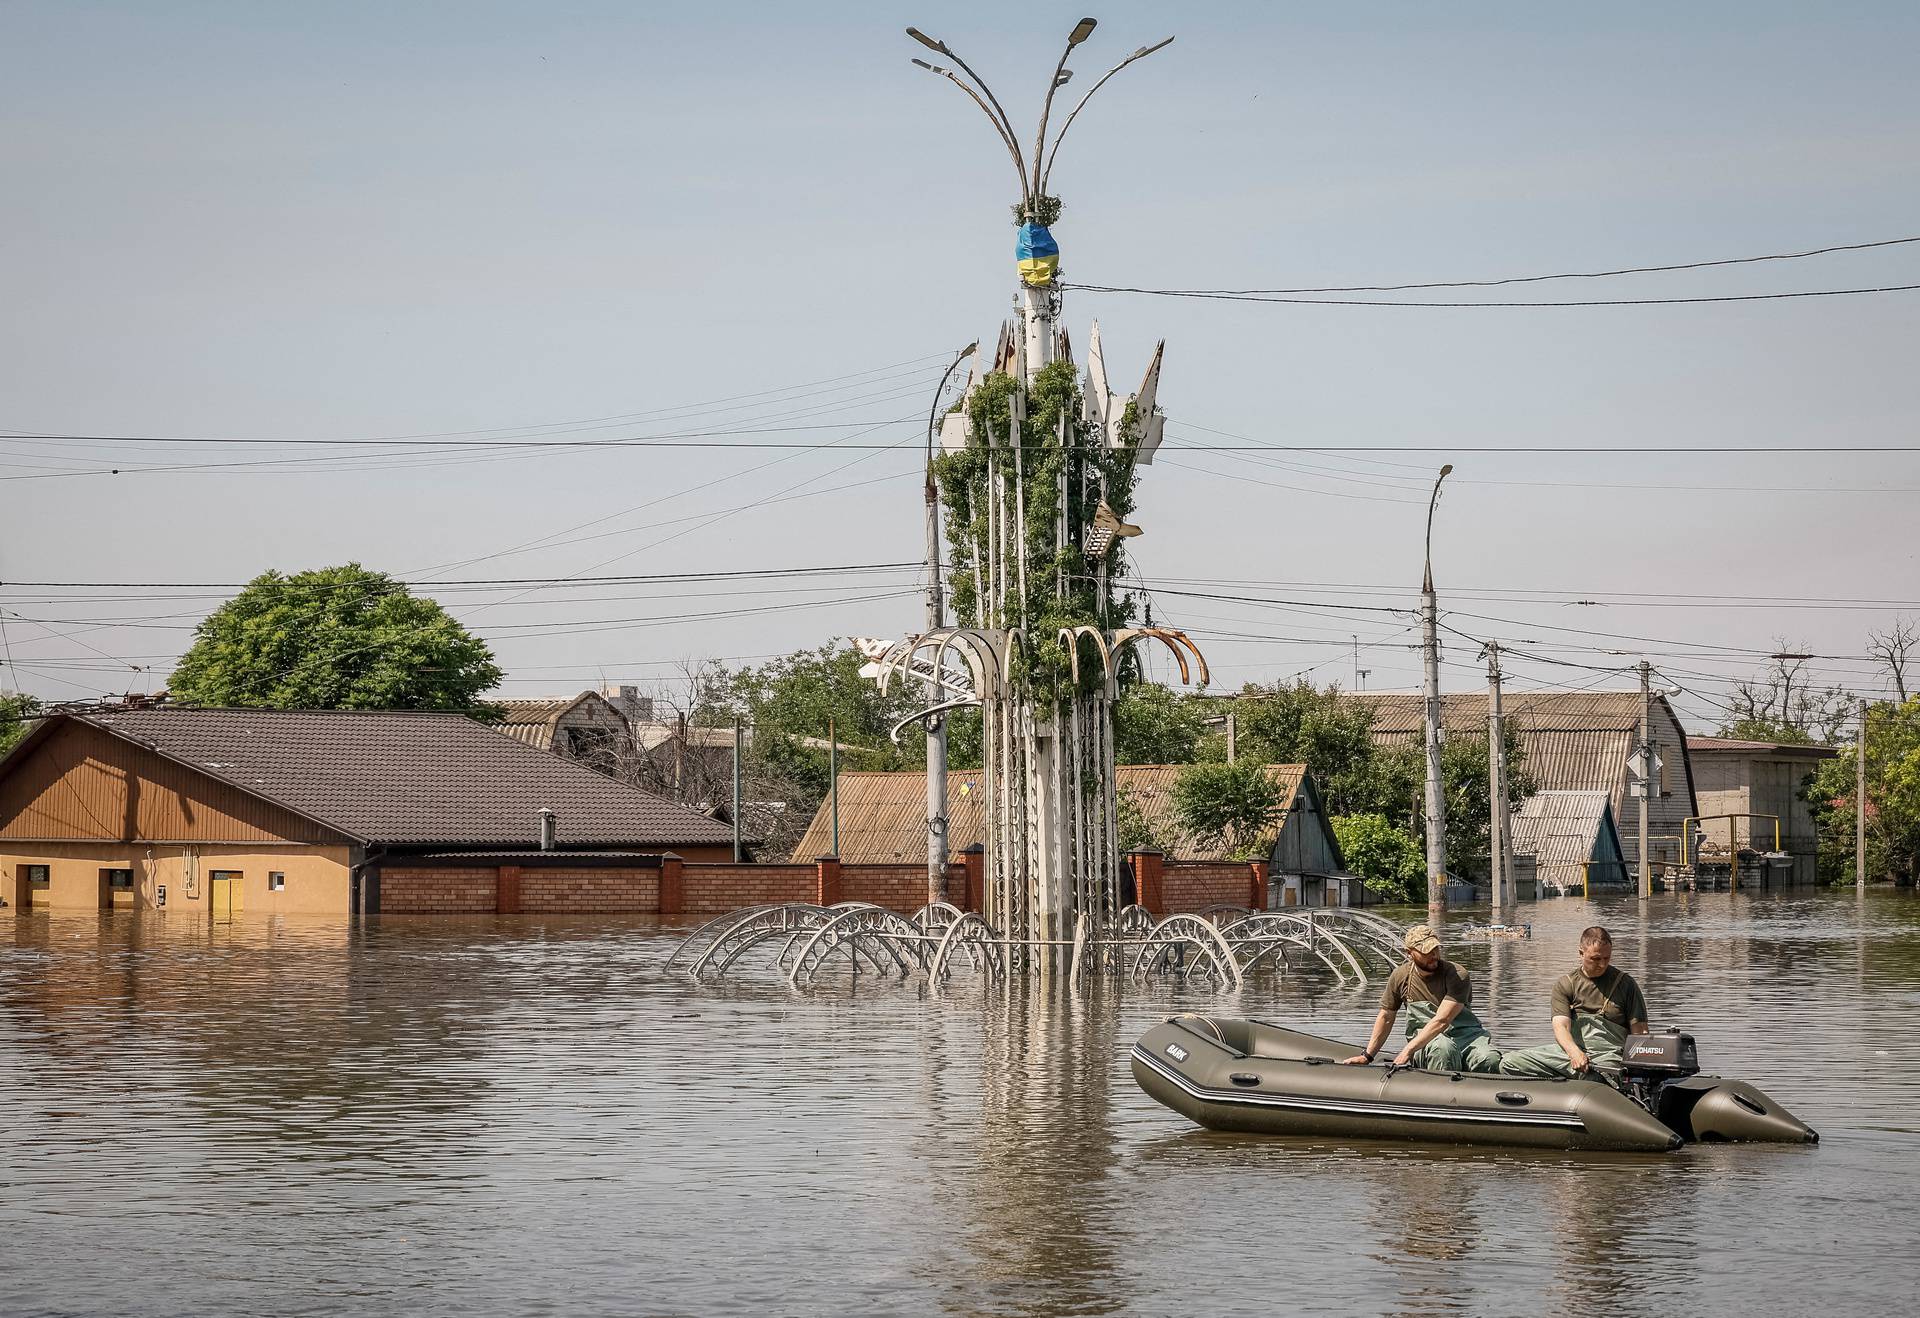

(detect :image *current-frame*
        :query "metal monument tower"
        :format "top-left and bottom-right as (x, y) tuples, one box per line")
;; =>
(865, 18), (1204, 968)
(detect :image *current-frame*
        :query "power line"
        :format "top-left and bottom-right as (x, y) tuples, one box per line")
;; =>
(0, 561), (921, 591)
(1062, 233), (1920, 296)
(1064, 282), (1920, 308)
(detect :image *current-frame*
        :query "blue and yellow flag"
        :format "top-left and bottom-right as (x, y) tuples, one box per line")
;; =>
(1016, 223), (1059, 287)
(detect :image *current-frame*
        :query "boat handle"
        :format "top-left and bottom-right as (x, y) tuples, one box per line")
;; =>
(1495, 1091), (1531, 1106)
(1229, 1073), (1261, 1087)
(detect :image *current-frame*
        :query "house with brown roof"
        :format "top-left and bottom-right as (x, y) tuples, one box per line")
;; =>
(790, 763), (1358, 906)
(0, 708), (737, 917)
(1343, 690), (1697, 879)
(1687, 736), (1836, 885)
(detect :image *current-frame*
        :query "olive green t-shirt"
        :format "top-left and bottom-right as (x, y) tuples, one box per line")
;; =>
(1550, 966), (1648, 1028)
(1379, 959), (1472, 1014)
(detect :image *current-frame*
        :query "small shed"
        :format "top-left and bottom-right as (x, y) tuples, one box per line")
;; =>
(1511, 789), (1627, 895)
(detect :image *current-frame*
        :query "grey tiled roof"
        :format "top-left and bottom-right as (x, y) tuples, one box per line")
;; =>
(84, 708), (734, 849)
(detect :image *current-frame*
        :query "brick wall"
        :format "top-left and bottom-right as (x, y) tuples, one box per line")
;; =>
(521, 868), (659, 913)
(680, 863), (814, 914)
(381, 866), (498, 914)
(839, 864), (934, 915)
(1164, 861), (1254, 912)
(379, 858), (978, 916)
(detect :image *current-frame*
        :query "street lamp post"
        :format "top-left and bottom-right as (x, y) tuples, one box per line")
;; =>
(1422, 464), (1453, 920)
(923, 341), (977, 904)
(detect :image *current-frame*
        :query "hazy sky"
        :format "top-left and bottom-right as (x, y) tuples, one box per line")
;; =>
(4, 2), (1917, 730)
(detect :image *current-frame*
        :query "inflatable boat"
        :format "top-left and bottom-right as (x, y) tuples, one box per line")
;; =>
(1131, 1015), (1817, 1154)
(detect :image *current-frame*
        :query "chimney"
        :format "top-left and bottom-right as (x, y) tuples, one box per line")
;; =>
(538, 808), (556, 852)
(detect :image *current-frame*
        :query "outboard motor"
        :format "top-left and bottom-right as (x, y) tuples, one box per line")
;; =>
(1626, 1028), (1818, 1145)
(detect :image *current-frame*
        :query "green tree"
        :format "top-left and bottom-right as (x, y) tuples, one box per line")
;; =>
(702, 645), (926, 856)
(1113, 682), (1212, 764)
(1331, 813), (1425, 904)
(1232, 681), (1382, 813)
(1809, 697), (1920, 885)
(169, 565), (502, 715)
(1172, 759), (1284, 860)
(1229, 680), (1531, 878)
(0, 692), (42, 754)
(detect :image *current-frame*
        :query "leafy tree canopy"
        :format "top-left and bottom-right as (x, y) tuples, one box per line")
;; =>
(1172, 759), (1284, 860)
(1809, 696), (1920, 885)
(1331, 813), (1425, 905)
(0, 692), (42, 755)
(1113, 681), (1213, 765)
(169, 564), (502, 716)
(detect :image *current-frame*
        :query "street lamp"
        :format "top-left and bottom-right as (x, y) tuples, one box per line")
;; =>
(920, 340), (977, 905)
(1421, 463), (1453, 917)
(908, 19), (1172, 220)
(1423, 463), (1453, 593)
(1038, 36), (1176, 196)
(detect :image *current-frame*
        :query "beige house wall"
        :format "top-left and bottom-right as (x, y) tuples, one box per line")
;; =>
(2, 842), (356, 916)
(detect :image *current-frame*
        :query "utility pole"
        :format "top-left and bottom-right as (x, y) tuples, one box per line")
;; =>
(1421, 466), (1453, 919)
(1485, 641), (1508, 923)
(1226, 707), (1237, 764)
(829, 716), (840, 857)
(924, 344), (974, 905)
(1857, 697), (1869, 891)
(1638, 660), (1653, 900)
(731, 717), (743, 863)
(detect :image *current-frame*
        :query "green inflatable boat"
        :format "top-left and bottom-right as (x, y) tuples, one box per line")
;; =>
(1132, 1015), (1817, 1154)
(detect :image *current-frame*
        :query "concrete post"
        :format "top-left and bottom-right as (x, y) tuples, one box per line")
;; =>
(1857, 698), (1869, 891)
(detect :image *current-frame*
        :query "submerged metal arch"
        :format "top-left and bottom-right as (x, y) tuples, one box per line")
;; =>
(1130, 913), (1243, 988)
(929, 911), (1005, 984)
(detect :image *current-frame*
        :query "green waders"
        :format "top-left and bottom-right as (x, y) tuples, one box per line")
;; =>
(1497, 1012), (1629, 1080)
(1404, 999), (1503, 1073)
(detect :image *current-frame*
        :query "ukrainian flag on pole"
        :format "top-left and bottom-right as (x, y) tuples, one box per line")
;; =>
(1016, 222), (1059, 286)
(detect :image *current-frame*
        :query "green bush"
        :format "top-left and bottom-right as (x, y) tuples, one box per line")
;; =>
(1331, 813), (1425, 904)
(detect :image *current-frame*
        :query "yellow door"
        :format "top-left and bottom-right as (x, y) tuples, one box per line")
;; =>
(210, 872), (243, 918)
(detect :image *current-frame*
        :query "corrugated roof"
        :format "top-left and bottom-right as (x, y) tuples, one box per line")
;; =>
(1346, 690), (1647, 736)
(789, 764), (1305, 865)
(75, 708), (735, 849)
(496, 693), (626, 748)
(1687, 736), (1837, 759)
(1510, 789), (1623, 888)
(1345, 690), (1666, 797)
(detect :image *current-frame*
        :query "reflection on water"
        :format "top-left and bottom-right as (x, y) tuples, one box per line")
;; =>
(2, 893), (1916, 1317)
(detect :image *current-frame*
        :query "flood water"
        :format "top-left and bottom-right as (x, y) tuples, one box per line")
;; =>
(2, 891), (1915, 1317)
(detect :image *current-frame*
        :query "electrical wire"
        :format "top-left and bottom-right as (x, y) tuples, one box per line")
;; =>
(1061, 233), (1920, 296)
(1064, 282), (1920, 308)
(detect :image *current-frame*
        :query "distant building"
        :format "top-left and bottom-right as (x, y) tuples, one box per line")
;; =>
(1687, 736), (1837, 885)
(0, 708), (737, 916)
(1344, 690), (1698, 880)
(498, 691), (637, 771)
(1511, 789), (1628, 895)
(790, 763), (1361, 906)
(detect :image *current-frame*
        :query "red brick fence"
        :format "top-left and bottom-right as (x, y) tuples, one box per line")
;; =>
(375, 849), (1267, 919)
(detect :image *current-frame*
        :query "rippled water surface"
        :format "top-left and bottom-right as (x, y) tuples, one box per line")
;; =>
(3, 891), (1917, 1317)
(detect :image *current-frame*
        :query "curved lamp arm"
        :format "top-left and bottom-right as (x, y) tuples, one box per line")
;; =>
(1040, 37), (1174, 194)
